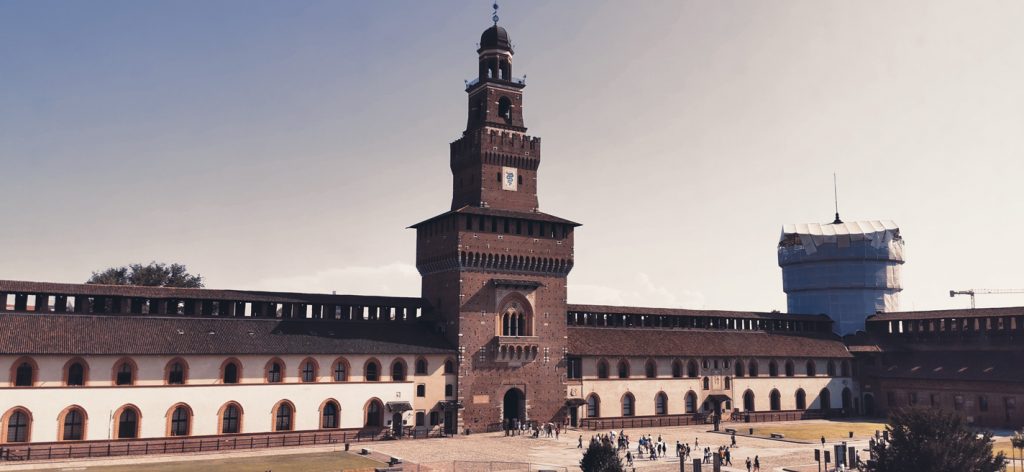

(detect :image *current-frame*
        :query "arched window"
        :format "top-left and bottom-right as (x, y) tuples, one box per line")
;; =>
(498, 97), (512, 121)
(645, 359), (657, 378)
(12, 358), (36, 387)
(827, 360), (837, 377)
(671, 359), (683, 378)
(617, 359), (630, 379)
(621, 393), (635, 417)
(769, 390), (781, 411)
(265, 359), (284, 383)
(64, 358), (88, 386)
(768, 360), (779, 377)
(586, 394), (600, 417)
(734, 361), (745, 377)
(113, 358), (136, 386)
(333, 357), (349, 382)
(166, 358), (187, 385)
(114, 405), (140, 439)
(596, 359), (609, 379)
(300, 358), (318, 383)
(702, 376), (710, 390)
(748, 360), (759, 377)
(219, 402), (242, 434)
(687, 360), (698, 378)
(391, 359), (407, 381)
(743, 390), (755, 412)
(365, 359), (380, 382)
(415, 411), (425, 427)
(321, 400), (340, 429)
(444, 359), (455, 374)
(796, 389), (807, 410)
(819, 388), (832, 410)
(221, 358), (241, 384)
(785, 360), (795, 377)
(685, 391), (697, 413)
(655, 392), (668, 415)
(273, 401), (294, 431)
(500, 301), (531, 336)
(415, 358), (428, 375)
(59, 406), (87, 441)
(168, 404), (191, 436)
(2, 408), (31, 443)
(840, 360), (851, 377)
(724, 376), (731, 389)
(805, 360), (816, 377)
(365, 399), (384, 427)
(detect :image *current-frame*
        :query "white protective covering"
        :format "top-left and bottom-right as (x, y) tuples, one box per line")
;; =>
(780, 220), (901, 256)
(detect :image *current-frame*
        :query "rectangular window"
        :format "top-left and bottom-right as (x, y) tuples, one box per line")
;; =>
(417, 384), (426, 397)
(430, 411), (440, 426)
(445, 384), (454, 397)
(566, 357), (582, 379)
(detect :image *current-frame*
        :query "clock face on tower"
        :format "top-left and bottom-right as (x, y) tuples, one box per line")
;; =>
(502, 166), (518, 191)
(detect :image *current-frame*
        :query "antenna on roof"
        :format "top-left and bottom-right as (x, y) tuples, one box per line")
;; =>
(832, 173), (843, 224)
(492, 2), (499, 25)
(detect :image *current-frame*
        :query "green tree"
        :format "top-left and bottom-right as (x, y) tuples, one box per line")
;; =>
(87, 262), (204, 288)
(867, 408), (1004, 472)
(579, 439), (623, 472)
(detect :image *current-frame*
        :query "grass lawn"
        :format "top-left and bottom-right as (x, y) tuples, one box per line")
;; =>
(749, 420), (888, 441)
(36, 450), (384, 472)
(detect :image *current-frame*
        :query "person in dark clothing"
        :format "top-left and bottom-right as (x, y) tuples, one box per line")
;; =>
(577, 435), (583, 448)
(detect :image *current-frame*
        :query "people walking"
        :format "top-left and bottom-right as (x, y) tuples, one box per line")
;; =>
(745, 457), (752, 472)
(753, 455), (761, 472)
(577, 434), (583, 448)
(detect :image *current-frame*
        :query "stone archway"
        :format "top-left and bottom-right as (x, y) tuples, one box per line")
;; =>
(503, 388), (525, 424)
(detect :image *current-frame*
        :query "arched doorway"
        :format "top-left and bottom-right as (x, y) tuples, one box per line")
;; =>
(743, 390), (755, 412)
(863, 394), (875, 417)
(503, 388), (525, 425)
(391, 412), (403, 437)
(819, 388), (832, 413)
(842, 388), (853, 415)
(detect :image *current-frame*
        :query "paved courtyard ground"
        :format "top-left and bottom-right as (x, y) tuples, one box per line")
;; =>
(2, 420), (1017, 472)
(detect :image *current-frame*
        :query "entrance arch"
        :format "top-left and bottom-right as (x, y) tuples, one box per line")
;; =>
(503, 388), (525, 424)
(842, 388), (853, 414)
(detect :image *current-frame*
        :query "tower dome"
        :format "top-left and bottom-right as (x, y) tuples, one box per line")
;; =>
(479, 25), (512, 53)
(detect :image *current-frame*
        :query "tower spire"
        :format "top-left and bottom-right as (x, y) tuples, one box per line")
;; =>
(832, 172), (843, 224)
(492, 2), (499, 26)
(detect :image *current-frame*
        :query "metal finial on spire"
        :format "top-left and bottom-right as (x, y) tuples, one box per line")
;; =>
(492, 2), (499, 25)
(832, 172), (843, 224)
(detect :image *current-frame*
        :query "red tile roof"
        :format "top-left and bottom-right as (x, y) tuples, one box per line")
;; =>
(868, 351), (1024, 383)
(567, 326), (851, 358)
(0, 313), (453, 356)
(409, 205), (580, 228)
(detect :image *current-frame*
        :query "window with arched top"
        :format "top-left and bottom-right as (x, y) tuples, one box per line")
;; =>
(819, 388), (832, 410)
(748, 360), (759, 377)
(221, 358), (241, 384)
(596, 359), (609, 379)
(785, 360), (795, 377)
(444, 359), (455, 374)
(500, 301), (531, 336)
(687, 360), (698, 378)
(806, 360), (816, 377)
(415, 358), (428, 375)
(768, 360), (779, 377)
(769, 390), (781, 411)
(671, 360), (683, 378)
(11, 358), (36, 387)
(265, 359), (284, 383)
(621, 393), (635, 417)
(391, 360), (407, 381)
(685, 391), (697, 413)
(166, 358), (188, 385)
(365, 360), (380, 382)
(365, 399), (384, 427)
(498, 97), (512, 121)
(114, 405), (140, 439)
(655, 392), (668, 415)
(796, 389), (807, 410)
(617, 359), (630, 379)
(724, 376), (731, 389)
(333, 358), (349, 382)
(64, 358), (88, 386)
(59, 406), (87, 441)
(743, 390), (755, 412)
(219, 402), (242, 434)
(168, 404), (191, 437)
(702, 376), (710, 390)
(827, 360), (837, 377)
(2, 407), (31, 443)
(645, 359), (657, 378)
(113, 358), (136, 386)
(321, 400), (340, 429)
(300, 358), (318, 383)
(273, 401), (294, 432)
(586, 394), (600, 418)
(840, 360), (851, 377)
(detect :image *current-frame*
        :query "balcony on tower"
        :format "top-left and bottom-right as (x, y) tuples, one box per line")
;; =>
(494, 336), (539, 363)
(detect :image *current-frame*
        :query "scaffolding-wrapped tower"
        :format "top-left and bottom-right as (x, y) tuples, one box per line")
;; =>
(778, 220), (904, 335)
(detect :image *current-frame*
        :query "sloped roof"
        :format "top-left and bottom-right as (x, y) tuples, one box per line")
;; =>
(567, 326), (851, 358)
(868, 306), (1024, 321)
(567, 304), (830, 321)
(410, 206), (580, 228)
(868, 351), (1024, 383)
(0, 313), (454, 356)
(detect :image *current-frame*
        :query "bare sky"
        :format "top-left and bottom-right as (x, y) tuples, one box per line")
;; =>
(2, 1), (1023, 311)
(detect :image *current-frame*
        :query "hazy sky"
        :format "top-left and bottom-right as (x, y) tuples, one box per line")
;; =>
(3, 1), (1024, 312)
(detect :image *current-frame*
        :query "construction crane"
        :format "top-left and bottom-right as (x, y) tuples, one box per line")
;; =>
(949, 289), (1024, 309)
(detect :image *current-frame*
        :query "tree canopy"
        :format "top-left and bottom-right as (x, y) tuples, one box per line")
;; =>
(867, 407), (1004, 472)
(579, 438), (623, 472)
(87, 262), (204, 288)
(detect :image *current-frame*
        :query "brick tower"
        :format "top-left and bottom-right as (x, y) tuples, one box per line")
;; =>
(412, 21), (578, 433)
